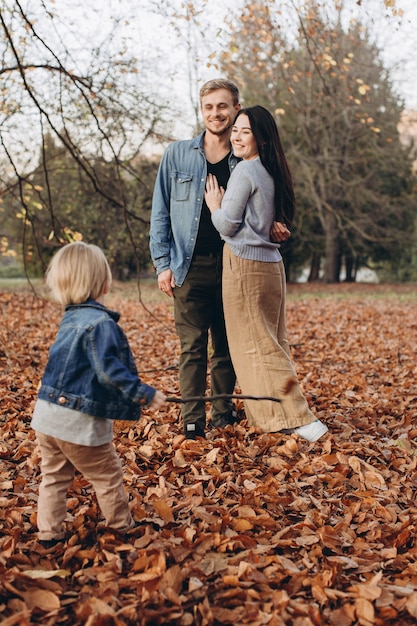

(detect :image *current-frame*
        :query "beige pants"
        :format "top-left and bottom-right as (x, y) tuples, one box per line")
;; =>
(222, 245), (315, 432)
(36, 433), (135, 541)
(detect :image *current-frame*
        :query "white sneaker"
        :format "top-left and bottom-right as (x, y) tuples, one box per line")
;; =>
(293, 419), (328, 442)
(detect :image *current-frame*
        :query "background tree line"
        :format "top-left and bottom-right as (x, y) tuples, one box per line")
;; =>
(0, 0), (416, 283)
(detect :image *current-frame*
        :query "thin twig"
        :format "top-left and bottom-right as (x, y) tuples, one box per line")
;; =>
(165, 394), (281, 404)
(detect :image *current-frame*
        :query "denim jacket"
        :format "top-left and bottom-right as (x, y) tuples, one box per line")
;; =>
(37, 300), (156, 421)
(150, 132), (239, 286)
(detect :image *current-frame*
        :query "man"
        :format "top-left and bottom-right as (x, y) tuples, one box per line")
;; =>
(150, 78), (290, 440)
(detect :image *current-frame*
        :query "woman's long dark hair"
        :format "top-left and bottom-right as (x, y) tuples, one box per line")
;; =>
(234, 106), (295, 227)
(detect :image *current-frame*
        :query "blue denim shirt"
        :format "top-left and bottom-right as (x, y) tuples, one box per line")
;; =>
(37, 300), (156, 421)
(150, 132), (239, 286)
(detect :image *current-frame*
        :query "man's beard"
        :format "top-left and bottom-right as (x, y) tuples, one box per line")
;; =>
(206, 124), (232, 137)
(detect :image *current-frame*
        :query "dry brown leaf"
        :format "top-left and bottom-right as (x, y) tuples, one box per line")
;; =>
(355, 597), (375, 625)
(232, 518), (253, 531)
(172, 448), (188, 467)
(406, 592), (417, 618)
(22, 588), (60, 612)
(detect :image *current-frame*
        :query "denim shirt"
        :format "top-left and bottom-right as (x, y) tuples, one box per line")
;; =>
(37, 300), (156, 421)
(150, 132), (239, 287)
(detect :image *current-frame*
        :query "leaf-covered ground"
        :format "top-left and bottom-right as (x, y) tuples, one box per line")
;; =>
(1, 283), (417, 626)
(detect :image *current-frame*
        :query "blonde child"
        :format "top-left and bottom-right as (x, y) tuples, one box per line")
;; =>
(31, 242), (165, 547)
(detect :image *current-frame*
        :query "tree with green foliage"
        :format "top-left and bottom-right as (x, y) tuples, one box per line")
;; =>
(1, 0), (415, 283)
(1, 134), (159, 278)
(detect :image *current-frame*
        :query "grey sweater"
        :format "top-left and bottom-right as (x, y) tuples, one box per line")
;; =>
(211, 157), (282, 263)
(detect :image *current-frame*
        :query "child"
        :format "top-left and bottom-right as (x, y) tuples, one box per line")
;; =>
(31, 241), (166, 547)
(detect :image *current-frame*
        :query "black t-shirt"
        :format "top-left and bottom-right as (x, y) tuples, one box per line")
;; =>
(194, 152), (231, 256)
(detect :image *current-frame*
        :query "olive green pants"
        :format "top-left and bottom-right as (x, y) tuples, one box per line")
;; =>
(174, 253), (236, 436)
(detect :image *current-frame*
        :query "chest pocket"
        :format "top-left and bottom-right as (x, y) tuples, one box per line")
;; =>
(171, 171), (193, 201)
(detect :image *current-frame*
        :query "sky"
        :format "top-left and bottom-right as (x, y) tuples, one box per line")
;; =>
(150, 0), (417, 109)
(47, 0), (417, 114)
(2, 0), (416, 153)
(373, 0), (417, 111)
(130, 0), (417, 142)
(18, 0), (417, 106)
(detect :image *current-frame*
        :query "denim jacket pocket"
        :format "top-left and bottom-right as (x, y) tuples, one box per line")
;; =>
(171, 171), (193, 201)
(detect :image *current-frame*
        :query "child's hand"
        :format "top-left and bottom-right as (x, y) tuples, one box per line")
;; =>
(148, 390), (166, 411)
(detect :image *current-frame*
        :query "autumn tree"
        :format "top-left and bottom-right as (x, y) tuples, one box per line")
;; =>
(0, 0), (174, 278)
(218, 0), (415, 282)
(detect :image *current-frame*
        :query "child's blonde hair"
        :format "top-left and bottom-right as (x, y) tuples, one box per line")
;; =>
(46, 242), (112, 306)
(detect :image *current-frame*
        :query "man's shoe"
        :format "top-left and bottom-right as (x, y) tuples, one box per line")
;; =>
(184, 423), (206, 440)
(211, 410), (238, 429)
(293, 419), (328, 442)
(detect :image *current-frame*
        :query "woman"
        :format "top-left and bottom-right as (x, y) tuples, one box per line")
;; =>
(204, 105), (327, 442)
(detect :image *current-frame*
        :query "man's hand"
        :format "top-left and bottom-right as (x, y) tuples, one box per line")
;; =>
(157, 269), (175, 298)
(270, 221), (291, 243)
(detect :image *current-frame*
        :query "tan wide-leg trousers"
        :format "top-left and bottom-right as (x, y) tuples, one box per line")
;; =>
(222, 245), (316, 432)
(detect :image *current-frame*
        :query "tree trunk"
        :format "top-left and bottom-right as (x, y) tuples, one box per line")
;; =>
(308, 253), (321, 281)
(322, 213), (340, 283)
(345, 253), (357, 282)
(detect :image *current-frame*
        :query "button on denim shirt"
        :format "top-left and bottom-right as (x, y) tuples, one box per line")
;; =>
(37, 300), (156, 421)
(150, 132), (239, 287)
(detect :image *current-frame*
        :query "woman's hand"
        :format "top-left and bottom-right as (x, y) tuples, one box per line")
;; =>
(270, 221), (291, 243)
(205, 173), (225, 213)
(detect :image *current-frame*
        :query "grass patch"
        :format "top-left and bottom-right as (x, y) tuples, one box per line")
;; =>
(286, 281), (417, 301)
(0, 277), (43, 292)
(0, 276), (166, 305)
(1, 276), (416, 303)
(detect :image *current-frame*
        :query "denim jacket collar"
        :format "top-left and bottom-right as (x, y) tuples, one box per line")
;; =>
(191, 132), (238, 160)
(191, 132), (204, 150)
(65, 299), (120, 323)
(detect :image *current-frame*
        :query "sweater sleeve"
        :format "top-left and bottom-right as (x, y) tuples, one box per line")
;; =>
(211, 162), (255, 237)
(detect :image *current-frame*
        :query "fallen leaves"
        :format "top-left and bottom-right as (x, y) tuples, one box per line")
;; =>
(1, 284), (417, 624)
